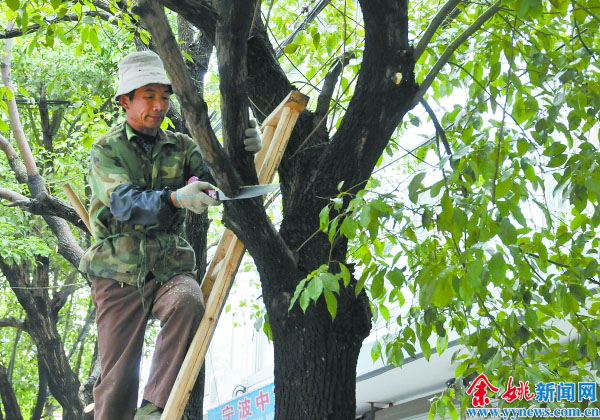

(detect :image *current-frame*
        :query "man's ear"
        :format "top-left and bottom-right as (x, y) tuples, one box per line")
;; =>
(119, 95), (130, 111)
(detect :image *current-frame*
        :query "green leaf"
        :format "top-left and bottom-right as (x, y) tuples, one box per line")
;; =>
(587, 336), (598, 361)
(283, 43), (299, 54)
(371, 340), (381, 362)
(387, 268), (405, 288)
(489, 253), (507, 283)
(525, 307), (537, 328)
(310, 31), (320, 49)
(6, 0), (20, 11)
(324, 289), (337, 320)
(432, 275), (454, 307)
(88, 28), (99, 49)
(408, 172), (426, 203)
(447, 400), (458, 420)
(359, 203), (372, 228)
(339, 263), (351, 287)
(498, 217), (517, 245)
(307, 276), (323, 301)
(321, 273), (340, 293)
(371, 271), (385, 299)
(299, 290), (310, 313)
(319, 206), (330, 232)
(380, 303), (390, 322)
(419, 334), (432, 361)
(340, 216), (357, 239)
(430, 180), (444, 198)
(289, 278), (306, 311)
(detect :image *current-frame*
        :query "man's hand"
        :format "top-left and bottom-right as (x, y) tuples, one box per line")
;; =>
(173, 181), (220, 214)
(244, 120), (262, 152)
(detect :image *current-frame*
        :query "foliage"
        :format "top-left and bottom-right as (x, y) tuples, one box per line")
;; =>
(0, 2), (132, 416)
(290, 0), (600, 417)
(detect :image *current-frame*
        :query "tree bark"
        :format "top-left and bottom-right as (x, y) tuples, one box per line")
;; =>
(0, 365), (23, 420)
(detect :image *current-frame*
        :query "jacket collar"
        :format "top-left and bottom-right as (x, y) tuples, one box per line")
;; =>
(123, 122), (176, 146)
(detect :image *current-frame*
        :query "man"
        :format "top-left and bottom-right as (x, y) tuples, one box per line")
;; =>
(79, 50), (261, 420)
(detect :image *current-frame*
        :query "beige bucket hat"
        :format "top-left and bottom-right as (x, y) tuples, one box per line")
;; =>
(113, 50), (171, 101)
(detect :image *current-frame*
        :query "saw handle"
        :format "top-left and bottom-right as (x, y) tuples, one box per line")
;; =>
(187, 176), (218, 200)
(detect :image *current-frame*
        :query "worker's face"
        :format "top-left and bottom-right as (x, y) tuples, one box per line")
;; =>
(119, 83), (171, 136)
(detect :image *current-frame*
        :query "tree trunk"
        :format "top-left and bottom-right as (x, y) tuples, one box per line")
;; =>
(153, 1), (415, 418)
(26, 311), (83, 419)
(0, 260), (84, 419)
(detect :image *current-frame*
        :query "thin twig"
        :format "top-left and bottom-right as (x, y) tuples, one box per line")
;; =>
(413, 1), (502, 107)
(491, 14), (517, 204)
(573, 1), (600, 23)
(572, 1), (596, 57)
(414, 0), (463, 61)
(477, 296), (530, 366)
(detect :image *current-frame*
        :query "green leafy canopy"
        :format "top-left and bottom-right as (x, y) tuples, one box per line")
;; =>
(289, 0), (600, 417)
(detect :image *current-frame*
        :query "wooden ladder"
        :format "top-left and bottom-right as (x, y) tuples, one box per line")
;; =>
(161, 91), (308, 420)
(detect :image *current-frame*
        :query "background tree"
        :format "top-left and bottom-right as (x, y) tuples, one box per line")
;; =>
(0, 0), (598, 419)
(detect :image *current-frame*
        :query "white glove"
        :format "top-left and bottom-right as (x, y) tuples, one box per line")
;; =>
(175, 181), (220, 214)
(244, 119), (262, 153)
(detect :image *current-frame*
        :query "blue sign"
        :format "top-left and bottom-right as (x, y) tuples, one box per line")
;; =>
(208, 383), (275, 420)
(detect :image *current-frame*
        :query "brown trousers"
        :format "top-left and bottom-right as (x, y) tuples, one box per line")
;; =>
(91, 274), (204, 420)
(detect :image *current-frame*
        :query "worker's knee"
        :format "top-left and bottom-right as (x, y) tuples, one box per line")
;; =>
(175, 287), (204, 317)
(159, 275), (204, 320)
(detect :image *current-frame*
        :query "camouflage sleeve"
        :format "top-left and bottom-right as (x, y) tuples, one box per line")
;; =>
(89, 143), (134, 208)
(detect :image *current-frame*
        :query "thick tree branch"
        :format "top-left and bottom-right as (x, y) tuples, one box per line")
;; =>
(414, 0), (463, 61)
(0, 134), (17, 159)
(2, 28), (36, 174)
(161, 0), (218, 41)
(315, 51), (355, 121)
(0, 318), (25, 330)
(0, 259), (34, 313)
(135, 0), (243, 196)
(51, 271), (80, 318)
(412, 1), (502, 107)
(0, 188), (88, 232)
(216, 0), (258, 184)
(90, 0), (114, 14)
(0, 138), (28, 183)
(0, 187), (27, 203)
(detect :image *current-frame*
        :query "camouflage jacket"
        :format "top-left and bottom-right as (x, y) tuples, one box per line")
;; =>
(78, 122), (207, 286)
